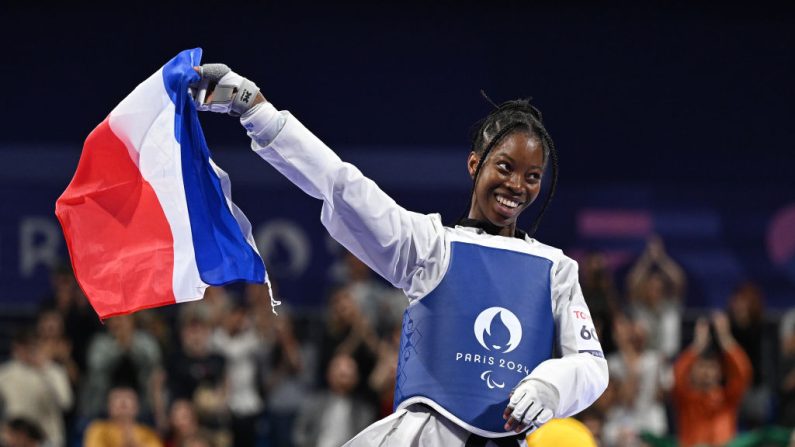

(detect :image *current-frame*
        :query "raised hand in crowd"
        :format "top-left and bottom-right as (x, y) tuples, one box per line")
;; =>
(711, 311), (738, 351)
(691, 317), (712, 354)
(626, 235), (687, 303)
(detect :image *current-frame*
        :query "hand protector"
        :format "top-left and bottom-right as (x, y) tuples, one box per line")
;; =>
(503, 378), (557, 434)
(191, 63), (260, 116)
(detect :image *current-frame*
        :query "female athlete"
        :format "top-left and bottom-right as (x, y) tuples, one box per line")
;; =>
(191, 64), (608, 447)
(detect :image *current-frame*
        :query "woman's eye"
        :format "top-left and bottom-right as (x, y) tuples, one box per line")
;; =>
(527, 173), (541, 182)
(496, 162), (510, 172)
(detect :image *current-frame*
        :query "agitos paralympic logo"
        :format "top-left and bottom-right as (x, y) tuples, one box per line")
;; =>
(455, 307), (531, 389)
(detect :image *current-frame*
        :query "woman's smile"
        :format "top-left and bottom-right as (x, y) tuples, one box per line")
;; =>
(493, 193), (523, 218)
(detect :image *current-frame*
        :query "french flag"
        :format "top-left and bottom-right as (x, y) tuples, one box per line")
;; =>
(55, 48), (266, 319)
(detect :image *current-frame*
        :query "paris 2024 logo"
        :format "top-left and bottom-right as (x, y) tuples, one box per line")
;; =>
(455, 306), (531, 389)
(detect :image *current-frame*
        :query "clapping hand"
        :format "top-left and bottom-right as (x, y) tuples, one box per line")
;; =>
(693, 317), (711, 353)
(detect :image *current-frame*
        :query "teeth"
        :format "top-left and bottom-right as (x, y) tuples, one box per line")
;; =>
(496, 195), (519, 208)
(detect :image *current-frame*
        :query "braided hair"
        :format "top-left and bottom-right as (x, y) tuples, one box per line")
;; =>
(464, 94), (559, 237)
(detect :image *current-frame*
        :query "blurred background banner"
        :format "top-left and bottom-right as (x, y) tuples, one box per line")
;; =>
(1, 145), (793, 310)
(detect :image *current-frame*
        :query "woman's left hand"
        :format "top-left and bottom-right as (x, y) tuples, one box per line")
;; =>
(502, 378), (556, 433)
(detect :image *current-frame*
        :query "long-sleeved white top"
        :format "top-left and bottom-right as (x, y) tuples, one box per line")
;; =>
(0, 360), (73, 447)
(239, 102), (608, 440)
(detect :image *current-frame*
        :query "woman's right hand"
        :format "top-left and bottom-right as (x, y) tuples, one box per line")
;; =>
(190, 64), (264, 116)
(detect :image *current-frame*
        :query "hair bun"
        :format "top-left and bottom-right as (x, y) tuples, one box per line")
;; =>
(497, 99), (543, 122)
(479, 91), (543, 122)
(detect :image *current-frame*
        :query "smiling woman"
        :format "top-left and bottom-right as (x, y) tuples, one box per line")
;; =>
(189, 63), (607, 447)
(463, 98), (558, 238)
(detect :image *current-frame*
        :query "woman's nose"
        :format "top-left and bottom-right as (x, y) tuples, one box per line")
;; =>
(505, 173), (522, 192)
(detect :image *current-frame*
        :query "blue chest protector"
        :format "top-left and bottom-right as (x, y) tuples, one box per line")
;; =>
(394, 241), (555, 436)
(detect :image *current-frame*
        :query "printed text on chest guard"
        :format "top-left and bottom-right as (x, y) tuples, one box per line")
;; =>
(454, 353), (531, 375)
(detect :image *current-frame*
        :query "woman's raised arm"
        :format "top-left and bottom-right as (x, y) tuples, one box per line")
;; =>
(192, 64), (445, 292)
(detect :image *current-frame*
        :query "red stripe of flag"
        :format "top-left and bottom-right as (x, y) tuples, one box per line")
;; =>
(55, 118), (177, 319)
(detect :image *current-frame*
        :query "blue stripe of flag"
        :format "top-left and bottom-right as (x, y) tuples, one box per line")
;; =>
(161, 48), (266, 285)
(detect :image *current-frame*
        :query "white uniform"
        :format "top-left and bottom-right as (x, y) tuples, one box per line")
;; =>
(240, 103), (609, 446)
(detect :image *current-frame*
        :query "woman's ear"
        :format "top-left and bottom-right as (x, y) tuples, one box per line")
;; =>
(467, 152), (480, 180)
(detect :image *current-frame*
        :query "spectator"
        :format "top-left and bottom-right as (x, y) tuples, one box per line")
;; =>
(36, 309), (79, 386)
(575, 407), (606, 446)
(779, 308), (795, 427)
(728, 282), (774, 427)
(603, 314), (669, 445)
(780, 309), (795, 354)
(39, 261), (102, 374)
(673, 312), (752, 447)
(166, 313), (226, 427)
(161, 400), (217, 447)
(580, 251), (619, 355)
(180, 287), (231, 332)
(79, 315), (162, 420)
(136, 310), (176, 360)
(180, 434), (214, 447)
(35, 309), (81, 445)
(368, 324), (401, 419)
(246, 283), (280, 324)
(0, 328), (72, 447)
(336, 250), (406, 336)
(292, 354), (375, 447)
(83, 386), (163, 447)
(626, 236), (686, 359)
(210, 300), (263, 447)
(260, 308), (315, 447)
(1, 418), (46, 447)
(318, 287), (378, 399)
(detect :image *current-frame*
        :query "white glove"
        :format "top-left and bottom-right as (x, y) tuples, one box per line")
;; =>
(503, 378), (557, 434)
(190, 63), (260, 116)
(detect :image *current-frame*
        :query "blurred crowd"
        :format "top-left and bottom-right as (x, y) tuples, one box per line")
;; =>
(1, 237), (795, 447)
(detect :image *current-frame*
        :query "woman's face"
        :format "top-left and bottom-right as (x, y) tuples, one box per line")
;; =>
(467, 132), (544, 236)
(37, 311), (64, 338)
(108, 388), (139, 421)
(691, 357), (722, 389)
(170, 400), (197, 433)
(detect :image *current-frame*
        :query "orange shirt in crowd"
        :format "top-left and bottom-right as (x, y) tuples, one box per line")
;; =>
(83, 421), (163, 447)
(672, 344), (752, 447)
